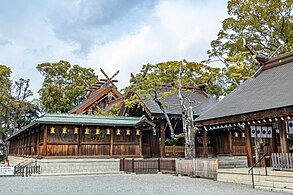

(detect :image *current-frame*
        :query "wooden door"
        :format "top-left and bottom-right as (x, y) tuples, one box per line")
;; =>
(142, 132), (152, 157)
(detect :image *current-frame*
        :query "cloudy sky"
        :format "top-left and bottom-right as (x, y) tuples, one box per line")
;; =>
(0, 0), (228, 97)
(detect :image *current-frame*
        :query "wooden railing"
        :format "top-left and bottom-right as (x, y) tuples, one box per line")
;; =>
(272, 153), (293, 171)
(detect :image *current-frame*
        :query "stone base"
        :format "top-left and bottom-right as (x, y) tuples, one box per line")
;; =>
(38, 158), (120, 175)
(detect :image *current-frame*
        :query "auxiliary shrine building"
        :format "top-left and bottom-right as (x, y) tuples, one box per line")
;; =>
(7, 70), (156, 158)
(195, 52), (293, 167)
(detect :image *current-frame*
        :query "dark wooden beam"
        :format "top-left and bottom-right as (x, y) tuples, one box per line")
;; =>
(196, 106), (293, 126)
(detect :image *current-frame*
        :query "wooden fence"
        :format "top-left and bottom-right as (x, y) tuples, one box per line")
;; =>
(165, 146), (185, 157)
(120, 158), (218, 179)
(120, 158), (176, 174)
(176, 159), (218, 180)
(272, 153), (293, 171)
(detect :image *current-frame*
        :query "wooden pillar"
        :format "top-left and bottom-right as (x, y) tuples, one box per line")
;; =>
(139, 132), (142, 156)
(160, 122), (165, 158)
(271, 127), (278, 153)
(78, 127), (82, 156)
(202, 127), (208, 158)
(228, 130), (233, 156)
(244, 125), (253, 167)
(195, 131), (199, 156)
(110, 129), (114, 157)
(279, 121), (289, 153)
(36, 129), (40, 156)
(43, 127), (48, 156)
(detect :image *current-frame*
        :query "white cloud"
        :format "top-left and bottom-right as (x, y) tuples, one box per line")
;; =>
(82, 0), (228, 90)
(0, 0), (228, 98)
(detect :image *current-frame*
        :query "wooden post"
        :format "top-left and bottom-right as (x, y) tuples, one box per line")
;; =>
(43, 126), (48, 156)
(139, 131), (142, 156)
(110, 129), (114, 157)
(279, 121), (289, 153)
(158, 158), (161, 172)
(245, 125), (253, 167)
(202, 127), (208, 158)
(271, 127), (278, 153)
(78, 127), (82, 156)
(160, 122), (165, 158)
(36, 128), (40, 156)
(228, 130), (233, 156)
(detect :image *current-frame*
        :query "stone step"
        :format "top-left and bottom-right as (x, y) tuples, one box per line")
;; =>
(264, 175), (293, 183)
(256, 185), (293, 194)
(259, 180), (293, 190)
(217, 168), (293, 194)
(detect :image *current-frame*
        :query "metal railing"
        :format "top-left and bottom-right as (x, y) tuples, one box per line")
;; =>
(14, 160), (40, 177)
(248, 153), (270, 189)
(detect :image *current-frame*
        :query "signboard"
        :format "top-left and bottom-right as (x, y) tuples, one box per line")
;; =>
(0, 167), (14, 175)
(287, 121), (293, 134)
(251, 126), (256, 137)
(250, 125), (273, 138)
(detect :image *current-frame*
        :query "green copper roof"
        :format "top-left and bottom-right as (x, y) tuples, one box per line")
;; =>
(36, 113), (149, 126)
(7, 113), (155, 140)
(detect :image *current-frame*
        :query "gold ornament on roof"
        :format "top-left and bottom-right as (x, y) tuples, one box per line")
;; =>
(234, 132), (239, 138)
(126, 129), (131, 135)
(96, 128), (101, 135)
(116, 129), (121, 135)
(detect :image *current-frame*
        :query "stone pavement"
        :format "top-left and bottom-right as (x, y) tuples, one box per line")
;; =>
(0, 174), (284, 195)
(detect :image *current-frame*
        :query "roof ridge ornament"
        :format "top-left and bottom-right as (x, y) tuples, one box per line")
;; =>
(242, 38), (270, 65)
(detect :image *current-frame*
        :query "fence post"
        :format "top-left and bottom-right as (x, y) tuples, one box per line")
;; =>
(173, 159), (176, 171)
(173, 145), (176, 156)
(22, 167), (24, 177)
(132, 158), (134, 173)
(158, 158), (161, 172)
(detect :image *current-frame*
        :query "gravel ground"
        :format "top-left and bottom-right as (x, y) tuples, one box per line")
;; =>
(0, 174), (283, 195)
